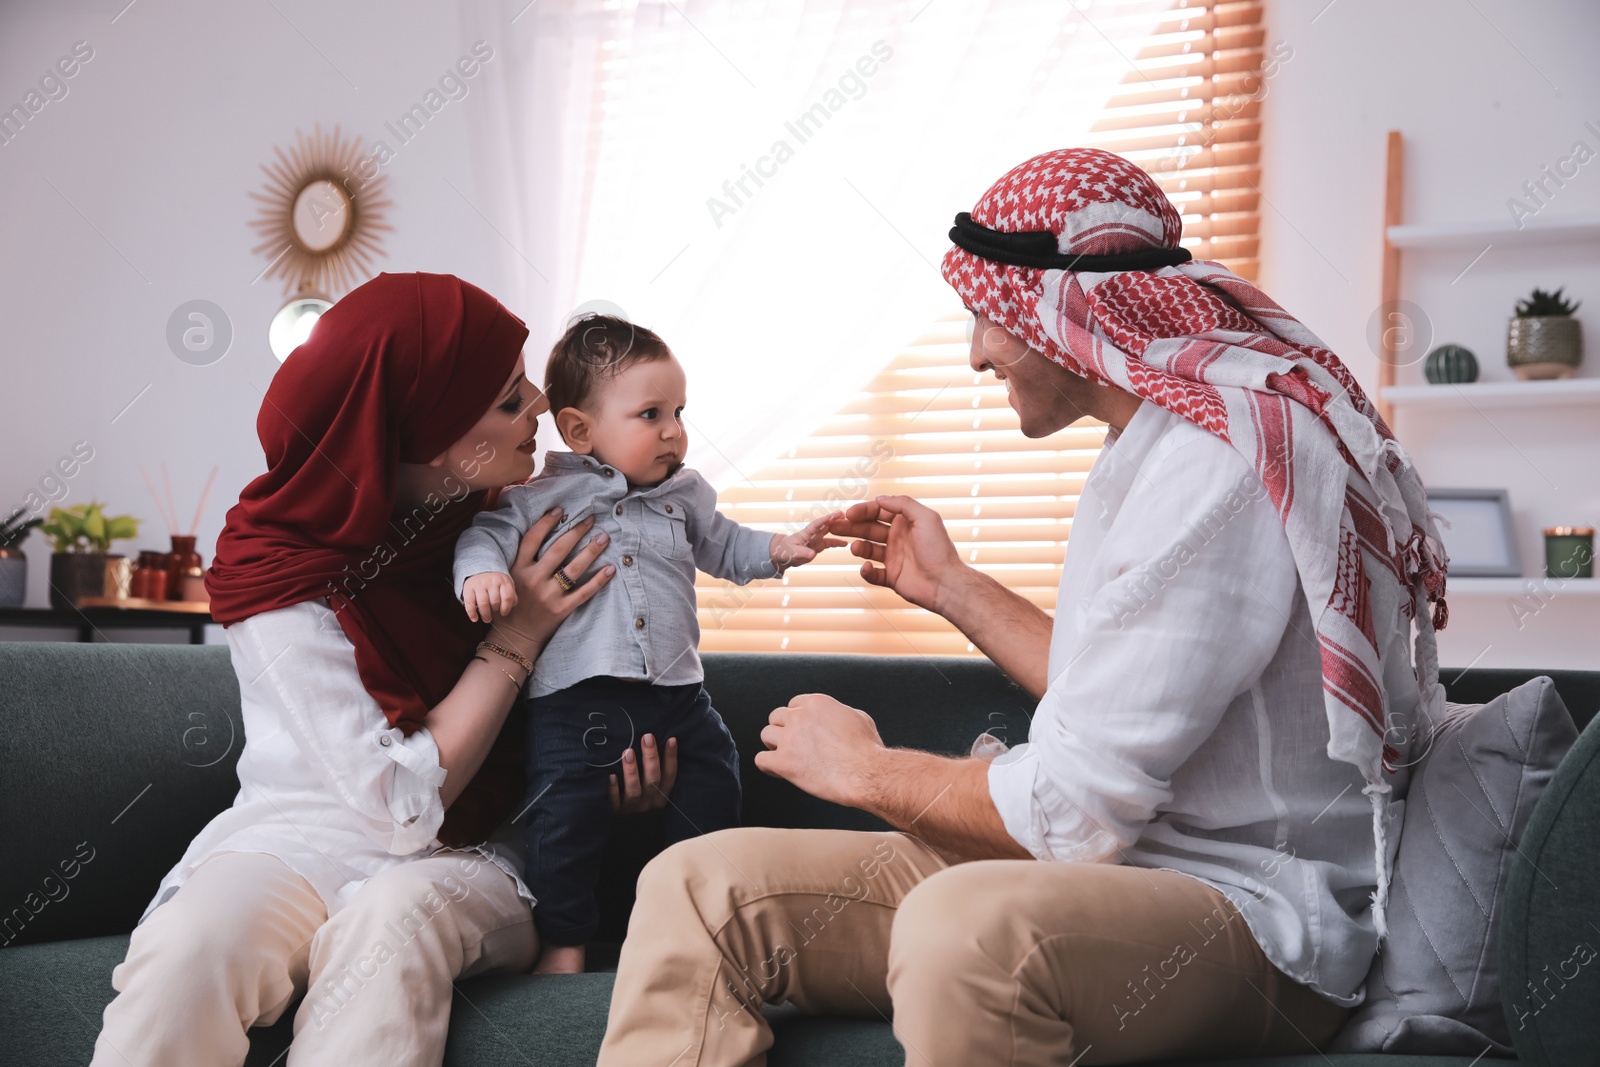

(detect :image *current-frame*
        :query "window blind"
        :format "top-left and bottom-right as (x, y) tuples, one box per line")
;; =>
(697, 0), (1267, 655)
(1087, 0), (1267, 282)
(698, 313), (1104, 656)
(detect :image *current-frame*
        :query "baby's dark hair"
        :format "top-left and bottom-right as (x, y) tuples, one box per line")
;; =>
(544, 314), (673, 415)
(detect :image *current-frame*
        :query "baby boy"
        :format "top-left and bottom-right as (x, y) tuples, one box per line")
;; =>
(452, 314), (842, 973)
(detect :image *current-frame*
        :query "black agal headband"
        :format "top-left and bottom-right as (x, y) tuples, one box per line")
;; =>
(949, 211), (1192, 272)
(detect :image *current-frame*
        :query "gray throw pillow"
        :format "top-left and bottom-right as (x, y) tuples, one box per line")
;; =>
(1329, 676), (1575, 1055)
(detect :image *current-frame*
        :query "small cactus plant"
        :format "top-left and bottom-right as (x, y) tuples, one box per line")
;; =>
(1508, 287), (1584, 379)
(1514, 287), (1580, 318)
(1424, 344), (1479, 384)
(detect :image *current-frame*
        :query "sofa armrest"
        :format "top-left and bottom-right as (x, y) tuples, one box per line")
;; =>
(1499, 711), (1600, 1065)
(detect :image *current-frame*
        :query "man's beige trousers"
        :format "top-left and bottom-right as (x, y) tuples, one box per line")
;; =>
(598, 828), (1348, 1066)
(91, 849), (536, 1067)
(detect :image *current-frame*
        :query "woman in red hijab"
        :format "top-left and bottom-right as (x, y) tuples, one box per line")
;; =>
(91, 273), (673, 1067)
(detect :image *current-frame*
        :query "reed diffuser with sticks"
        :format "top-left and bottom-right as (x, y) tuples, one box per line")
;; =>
(141, 463), (219, 603)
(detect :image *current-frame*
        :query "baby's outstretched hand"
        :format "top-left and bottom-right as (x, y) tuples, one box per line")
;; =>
(463, 571), (518, 623)
(769, 512), (850, 572)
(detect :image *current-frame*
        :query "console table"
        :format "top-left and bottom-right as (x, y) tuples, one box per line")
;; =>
(0, 600), (214, 644)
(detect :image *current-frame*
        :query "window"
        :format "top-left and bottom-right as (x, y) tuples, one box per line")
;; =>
(696, 0), (1269, 655)
(1087, 0), (1267, 282)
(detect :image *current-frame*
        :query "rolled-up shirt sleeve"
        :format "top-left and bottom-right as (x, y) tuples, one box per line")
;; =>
(453, 485), (549, 602)
(232, 599), (448, 855)
(988, 436), (1302, 863)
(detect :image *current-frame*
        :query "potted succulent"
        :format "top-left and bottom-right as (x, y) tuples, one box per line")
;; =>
(1507, 286), (1583, 380)
(0, 508), (45, 608)
(39, 502), (141, 609)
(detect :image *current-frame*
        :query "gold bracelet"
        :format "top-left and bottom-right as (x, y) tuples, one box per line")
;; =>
(477, 639), (534, 674)
(474, 654), (524, 691)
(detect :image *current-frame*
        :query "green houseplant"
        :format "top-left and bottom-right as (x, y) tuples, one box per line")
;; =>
(0, 508), (45, 608)
(1507, 286), (1583, 380)
(39, 502), (141, 609)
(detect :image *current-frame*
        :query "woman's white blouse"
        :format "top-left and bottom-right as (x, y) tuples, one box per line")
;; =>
(985, 401), (1417, 1005)
(141, 597), (532, 923)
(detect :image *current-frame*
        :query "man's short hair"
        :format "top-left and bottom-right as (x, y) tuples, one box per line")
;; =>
(544, 314), (673, 415)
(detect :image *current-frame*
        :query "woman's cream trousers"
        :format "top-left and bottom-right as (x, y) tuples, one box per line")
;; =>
(91, 848), (536, 1067)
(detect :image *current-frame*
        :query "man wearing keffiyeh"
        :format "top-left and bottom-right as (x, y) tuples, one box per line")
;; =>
(598, 148), (1449, 1066)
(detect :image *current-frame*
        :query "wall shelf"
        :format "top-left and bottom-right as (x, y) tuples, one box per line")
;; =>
(1374, 133), (1600, 669)
(1444, 576), (1600, 596)
(1383, 377), (1600, 410)
(1387, 212), (1600, 250)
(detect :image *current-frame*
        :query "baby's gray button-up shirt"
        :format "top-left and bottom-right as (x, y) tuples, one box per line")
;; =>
(452, 451), (777, 697)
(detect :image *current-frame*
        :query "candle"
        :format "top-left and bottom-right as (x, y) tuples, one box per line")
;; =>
(1543, 527), (1595, 580)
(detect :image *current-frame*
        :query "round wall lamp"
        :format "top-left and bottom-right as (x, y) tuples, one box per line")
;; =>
(268, 287), (334, 362)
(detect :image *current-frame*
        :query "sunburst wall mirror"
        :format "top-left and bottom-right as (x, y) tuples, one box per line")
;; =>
(249, 123), (393, 361)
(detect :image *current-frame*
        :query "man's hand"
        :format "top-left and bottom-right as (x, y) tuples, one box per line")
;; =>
(830, 494), (1051, 699)
(826, 495), (964, 614)
(758, 694), (1032, 861)
(768, 512), (849, 573)
(754, 693), (885, 807)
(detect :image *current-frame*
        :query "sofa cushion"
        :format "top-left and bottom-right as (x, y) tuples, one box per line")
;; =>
(0, 934), (130, 1067)
(0, 933), (911, 1067)
(0, 934), (1489, 1067)
(1330, 676), (1574, 1055)
(1158, 1058), (1497, 1066)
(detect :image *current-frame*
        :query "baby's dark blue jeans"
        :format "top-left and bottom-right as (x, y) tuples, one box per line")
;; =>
(520, 674), (742, 946)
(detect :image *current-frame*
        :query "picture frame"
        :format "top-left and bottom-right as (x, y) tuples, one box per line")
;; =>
(1427, 488), (1522, 578)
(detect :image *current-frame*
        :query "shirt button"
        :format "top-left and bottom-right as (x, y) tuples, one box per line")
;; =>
(664, 504), (673, 513)
(615, 504), (623, 516)
(602, 468), (613, 478)
(634, 616), (645, 629)
(378, 734), (392, 747)
(622, 554), (634, 566)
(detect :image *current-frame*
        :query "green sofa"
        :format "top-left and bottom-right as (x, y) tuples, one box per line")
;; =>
(1, 642), (1595, 1066)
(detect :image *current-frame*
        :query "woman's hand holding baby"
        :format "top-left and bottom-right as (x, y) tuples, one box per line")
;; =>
(486, 507), (616, 664)
(769, 511), (849, 572)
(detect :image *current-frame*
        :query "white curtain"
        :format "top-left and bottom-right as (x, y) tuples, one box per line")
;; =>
(461, 0), (1170, 486)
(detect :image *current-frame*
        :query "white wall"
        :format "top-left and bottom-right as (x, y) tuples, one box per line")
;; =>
(1259, 0), (1600, 670)
(0, 0), (505, 641)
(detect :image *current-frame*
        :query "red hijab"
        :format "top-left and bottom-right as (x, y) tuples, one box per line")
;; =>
(205, 271), (529, 846)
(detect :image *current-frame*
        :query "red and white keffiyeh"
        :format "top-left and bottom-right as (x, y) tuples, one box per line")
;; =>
(942, 147), (1450, 937)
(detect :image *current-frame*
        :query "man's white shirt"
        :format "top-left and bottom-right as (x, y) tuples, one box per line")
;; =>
(985, 401), (1417, 1005)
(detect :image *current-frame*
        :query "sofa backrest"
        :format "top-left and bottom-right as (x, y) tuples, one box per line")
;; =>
(595, 651), (1038, 940)
(2, 641), (1594, 949)
(0, 643), (244, 950)
(1442, 668), (1599, 732)
(0, 644), (1036, 948)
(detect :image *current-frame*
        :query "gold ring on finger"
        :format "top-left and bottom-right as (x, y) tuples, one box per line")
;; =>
(553, 568), (576, 592)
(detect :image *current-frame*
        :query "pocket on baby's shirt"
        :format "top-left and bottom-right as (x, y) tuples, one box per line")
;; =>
(640, 497), (690, 560)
